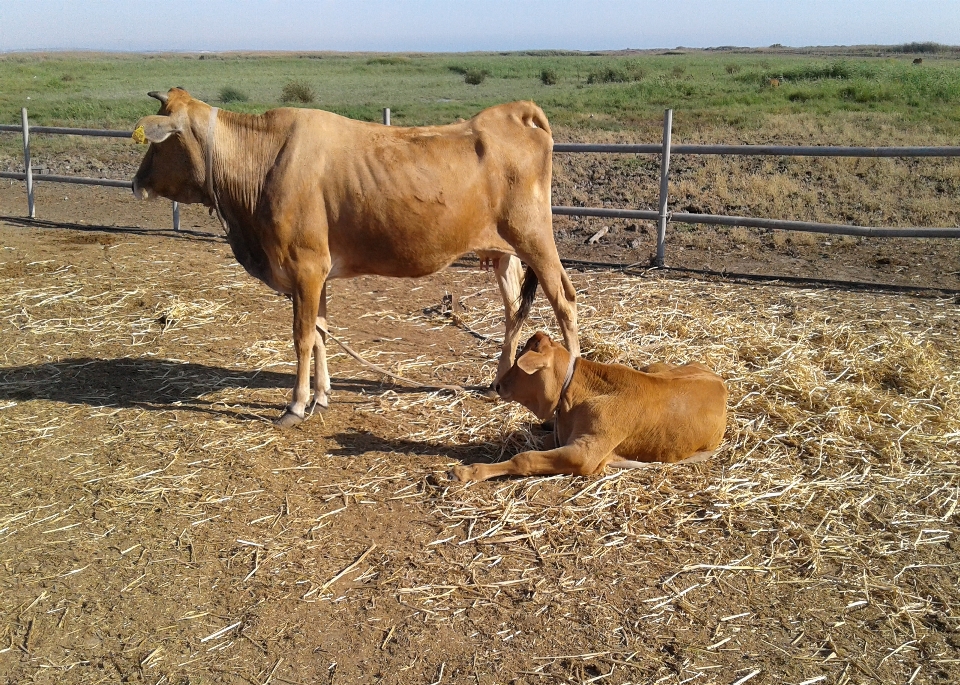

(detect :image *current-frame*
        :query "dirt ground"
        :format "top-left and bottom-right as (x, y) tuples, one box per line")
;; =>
(1, 175), (959, 685)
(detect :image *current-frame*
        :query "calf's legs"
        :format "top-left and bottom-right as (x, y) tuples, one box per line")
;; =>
(452, 437), (613, 482)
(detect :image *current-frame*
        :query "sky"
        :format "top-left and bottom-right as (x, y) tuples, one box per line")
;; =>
(0, 1), (957, 53)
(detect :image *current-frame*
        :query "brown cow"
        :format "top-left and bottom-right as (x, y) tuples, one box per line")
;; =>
(131, 88), (579, 426)
(452, 332), (727, 481)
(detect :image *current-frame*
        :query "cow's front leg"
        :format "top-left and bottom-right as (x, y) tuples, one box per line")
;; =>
(310, 282), (331, 414)
(277, 275), (324, 428)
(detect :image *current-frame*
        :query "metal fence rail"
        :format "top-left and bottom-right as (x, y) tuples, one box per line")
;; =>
(555, 142), (960, 157)
(0, 170), (132, 188)
(4, 108), (960, 264)
(555, 109), (960, 264)
(0, 110), (164, 224)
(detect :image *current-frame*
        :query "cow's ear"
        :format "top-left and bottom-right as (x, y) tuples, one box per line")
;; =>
(516, 350), (549, 375)
(132, 115), (180, 144)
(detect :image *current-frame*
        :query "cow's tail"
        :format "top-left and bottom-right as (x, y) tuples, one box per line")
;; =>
(520, 103), (552, 138)
(517, 265), (539, 324)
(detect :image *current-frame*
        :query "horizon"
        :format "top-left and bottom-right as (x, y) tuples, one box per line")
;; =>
(1, 1), (959, 54)
(3, 42), (957, 57)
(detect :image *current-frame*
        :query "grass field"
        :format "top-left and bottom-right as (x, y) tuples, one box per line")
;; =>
(2, 47), (960, 284)
(2, 48), (960, 136)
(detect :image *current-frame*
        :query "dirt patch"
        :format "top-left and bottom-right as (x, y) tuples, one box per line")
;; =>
(0, 161), (958, 683)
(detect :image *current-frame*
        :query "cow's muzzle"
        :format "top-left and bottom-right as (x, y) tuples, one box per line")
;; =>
(131, 178), (150, 200)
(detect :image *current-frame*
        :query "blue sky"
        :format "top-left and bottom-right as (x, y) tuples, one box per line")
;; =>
(1, 1), (957, 53)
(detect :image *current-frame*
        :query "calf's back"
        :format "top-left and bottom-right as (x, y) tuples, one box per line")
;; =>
(571, 360), (727, 464)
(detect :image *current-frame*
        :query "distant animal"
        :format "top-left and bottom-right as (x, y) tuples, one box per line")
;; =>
(913, 58), (923, 65)
(131, 88), (579, 426)
(768, 78), (780, 88)
(453, 332), (727, 481)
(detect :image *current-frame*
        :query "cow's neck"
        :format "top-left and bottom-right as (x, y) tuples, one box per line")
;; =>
(205, 107), (222, 220)
(203, 109), (285, 230)
(201, 109), (288, 289)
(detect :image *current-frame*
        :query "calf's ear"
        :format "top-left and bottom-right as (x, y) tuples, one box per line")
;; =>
(132, 115), (181, 144)
(516, 350), (549, 375)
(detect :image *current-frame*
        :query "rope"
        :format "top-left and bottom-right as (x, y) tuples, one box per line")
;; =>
(315, 322), (464, 393)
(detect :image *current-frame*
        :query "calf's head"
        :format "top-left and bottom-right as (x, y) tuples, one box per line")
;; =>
(497, 331), (567, 421)
(131, 88), (212, 205)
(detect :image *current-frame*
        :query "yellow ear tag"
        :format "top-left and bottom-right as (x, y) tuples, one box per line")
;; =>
(132, 126), (147, 144)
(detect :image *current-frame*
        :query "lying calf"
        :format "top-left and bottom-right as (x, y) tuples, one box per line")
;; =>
(453, 331), (727, 481)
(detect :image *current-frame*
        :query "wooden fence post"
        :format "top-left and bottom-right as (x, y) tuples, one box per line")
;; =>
(21, 108), (35, 218)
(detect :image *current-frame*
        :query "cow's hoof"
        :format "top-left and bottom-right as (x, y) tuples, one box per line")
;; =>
(307, 397), (329, 415)
(275, 409), (305, 428)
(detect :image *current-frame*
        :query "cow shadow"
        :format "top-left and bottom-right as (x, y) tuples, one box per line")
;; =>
(326, 429), (536, 467)
(0, 357), (443, 420)
(1, 215), (224, 243)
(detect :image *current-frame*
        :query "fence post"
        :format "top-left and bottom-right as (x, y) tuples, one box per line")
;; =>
(21, 108), (35, 218)
(172, 201), (180, 231)
(382, 108), (390, 126)
(656, 108), (673, 267)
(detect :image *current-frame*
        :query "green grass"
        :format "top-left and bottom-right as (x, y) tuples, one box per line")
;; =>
(1, 50), (960, 135)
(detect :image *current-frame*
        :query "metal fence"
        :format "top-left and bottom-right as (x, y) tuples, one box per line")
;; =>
(4, 107), (960, 264)
(0, 108), (184, 227)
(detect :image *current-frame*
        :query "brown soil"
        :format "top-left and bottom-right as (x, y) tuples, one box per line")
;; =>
(0, 170), (958, 684)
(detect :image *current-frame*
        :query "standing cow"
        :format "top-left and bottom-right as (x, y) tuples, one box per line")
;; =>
(132, 88), (579, 426)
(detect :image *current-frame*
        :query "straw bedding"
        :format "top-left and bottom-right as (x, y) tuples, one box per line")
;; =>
(0, 224), (957, 683)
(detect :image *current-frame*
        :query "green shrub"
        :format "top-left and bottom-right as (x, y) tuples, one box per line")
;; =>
(895, 42), (945, 54)
(281, 81), (315, 103)
(838, 82), (893, 103)
(540, 69), (558, 85)
(219, 86), (248, 103)
(367, 56), (410, 65)
(787, 89), (821, 102)
(725, 64), (741, 75)
(464, 69), (488, 85)
(587, 67), (630, 84)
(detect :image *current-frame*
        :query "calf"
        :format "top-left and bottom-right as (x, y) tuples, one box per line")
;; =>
(453, 332), (727, 481)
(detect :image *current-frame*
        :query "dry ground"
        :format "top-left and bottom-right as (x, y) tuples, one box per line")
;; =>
(0, 179), (958, 684)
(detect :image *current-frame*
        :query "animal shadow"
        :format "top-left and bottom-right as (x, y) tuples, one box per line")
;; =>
(0, 356), (424, 419)
(327, 429), (541, 467)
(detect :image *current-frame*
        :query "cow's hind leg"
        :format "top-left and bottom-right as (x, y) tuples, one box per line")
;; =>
(310, 282), (331, 414)
(513, 245), (579, 358)
(278, 268), (328, 428)
(501, 204), (579, 359)
(493, 254), (526, 383)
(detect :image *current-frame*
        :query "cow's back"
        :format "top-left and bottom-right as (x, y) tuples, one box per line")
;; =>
(266, 103), (553, 279)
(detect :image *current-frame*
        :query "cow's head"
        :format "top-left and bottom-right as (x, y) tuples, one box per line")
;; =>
(496, 331), (567, 421)
(131, 88), (213, 205)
